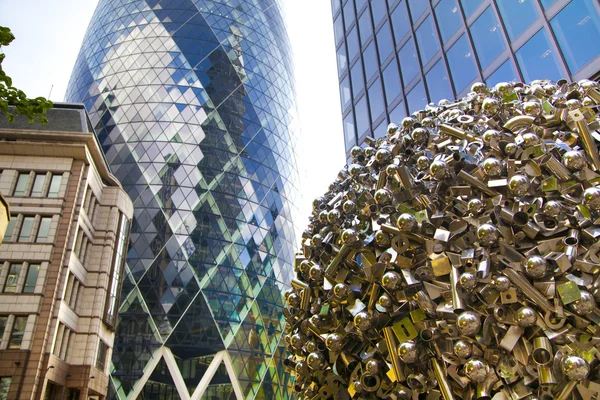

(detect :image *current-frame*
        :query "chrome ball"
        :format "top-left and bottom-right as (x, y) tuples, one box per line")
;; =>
(481, 157), (503, 177)
(354, 312), (372, 331)
(477, 223), (499, 247)
(459, 272), (478, 291)
(397, 213), (418, 232)
(287, 293), (301, 308)
(482, 129), (501, 145)
(387, 123), (400, 136)
(309, 265), (324, 280)
(416, 155), (430, 170)
(374, 230), (391, 247)
(583, 187), (600, 210)
(523, 255), (548, 279)
(374, 188), (393, 206)
(290, 333), (304, 349)
(348, 163), (362, 177)
(398, 340), (418, 363)
(341, 228), (358, 245)
(543, 200), (562, 217)
(523, 101), (542, 116)
(515, 306), (537, 327)
(562, 150), (586, 171)
(386, 164), (399, 176)
(375, 148), (391, 164)
(562, 355), (589, 381)
(492, 276), (511, 292)
(569, 290), (596, 315)
(467, 198), (484, 215)
(306, 352), (325, 370)
(457, 311), (481, 336)
(453, 340), (472, 358)
(364, 146), (376, 157)
(471, 82), (487, 94)
(381, 271), (402, 291)
(521, 132), (540, 147)
(366, 359), (380, 375)
(504, 142), (518, 156)
(508, 174), (529, 196)
(305, 340), (317, 353)
(342, 200), (356, 214)
(327, 209), (341, 224)
(422, 117), (435, 129)
(325, 333), (343, 352)
(494, 82), (512, 97)
(482, 98), (500, 115)
(464, 357), (490, 383)
(401, 117), (416, 130)
(318, 210), (328, 224)
(350, 146), (364, 160)
(311, 234), (323, 246)
(333, 283), (349, 298)
(377, 293), (392, 309)
(411, 127), (429, 145)
(430, 159), (449, 180)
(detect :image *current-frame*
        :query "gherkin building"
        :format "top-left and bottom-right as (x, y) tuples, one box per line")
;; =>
(65, 0), (300, 398)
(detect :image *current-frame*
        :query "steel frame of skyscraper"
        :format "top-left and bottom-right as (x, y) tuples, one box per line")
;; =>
(66, 0), (300, 398)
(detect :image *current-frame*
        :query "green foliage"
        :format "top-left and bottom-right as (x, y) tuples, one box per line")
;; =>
(0, 26), (52, 124)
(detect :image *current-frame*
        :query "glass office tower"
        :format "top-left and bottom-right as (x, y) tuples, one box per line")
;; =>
(334, 0), (600, 157)
(66, 0), (299, 399)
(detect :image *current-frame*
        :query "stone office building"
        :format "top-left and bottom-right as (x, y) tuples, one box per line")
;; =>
(0, 104), (133, 399)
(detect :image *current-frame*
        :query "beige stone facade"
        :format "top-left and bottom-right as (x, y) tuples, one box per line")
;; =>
(0, 105), (133, 399)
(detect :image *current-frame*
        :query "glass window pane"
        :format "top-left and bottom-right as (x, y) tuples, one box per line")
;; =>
(436, 0), (462, 42)
(48, 175), (62, 198)
(36, 217), (52, 243)
(497, 0), (540, 41)
(351, 61), (365, 97)
(347, 26), (360, 62)
(374, 120), (388, 139)
(9, 317), (27, 349)
(540, 0), (556, 9)
(13, 173), (29, 196)
(368, 78), (385, 121)
(337, 45), (348, 75)
(23, 264), (40, 294)
(344, 113), (357, 151)
(4, 264), (21, 293)
(364, 43), (378, 81)
(408, 0), (428, 21)
(334, 14), (344, 45)
(0, 317), (7, 339)
(426, 60), (453, 104)
(516, 28), (562, 82)
(389, 101), (407, 123)
(341, 76), (352, 111)
(376, 22), (394, 63)
(551, 0), (600, 75)
(371, 0), (388, 26)
(355, 96), (370, 137)
(382, 61), (402, 105)
(399, 37), (420, 85)
(415, 15), (441, 66)
(391, 1), (410, 42)
(470, 7), (506, 69)
(460, 0), (484, 18)
(332, 0), (341, 15)
(446, 34), (478, 94)
(486, 60), (518, 86)
(31, 175), (45, 197)
(0, 377), (11, 400)
(4, 218), (15, 242)
(407, 81), (428, 112)
(358, 10), (373, 45)
(356, 0), (368, 13)
(344, 0), (356, 27)
(18, 217), (35, 242)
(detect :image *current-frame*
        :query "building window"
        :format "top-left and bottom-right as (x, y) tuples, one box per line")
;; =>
(368, 78), (385, 122)
(470, 6), (506, 70)
(18, 217), (35, 242)
(364, 43), (378, 81)
(4, 264), (21, 293)
(105, 214), (130, 326)
(358, 10), (373, 45)
(23, 264), (40, 294)
(347, 26), (360, 62)
(0, 377), (11, 400)
(12, 173), (29, 197)
(415, 15), (440, 66)
(0, 317), (7, 339)
(407, 81), (428, 113)
(30, 174), (46, 197)
(426, 60), (453, 104)
(391, 1), (410, 43)
(436, 0), (462, 42)
(382, 61), (402, 106)
(460, 0), (484, 19)
(486, 60), (518, 86)
(53, 322), (72, 361)
(343, 0), (356, 28)
(336, 45), (348, 75)
(3, 218), (15, 242)
(446, 34), (478, 94)
(351, 61), (365, 97)
(343, 114), (357, 151)
(399, 37), (420, 85)
(408, 0), (428, 22)
(8, 317), (26, 349)
(64, 274), (82, 312)
(47, 174), (62, 198)
(36, 217), (52, 243)
(355, 96), (370, 138)
(550, 0), (600, 75)
(496, 0), (540, 41)
(516, 28), (562, 83)
(389, 101), (407, 123)
(376, 22), (394, 64)
(96, 340), (108, 372)
(334, 14), (344, 45)
(540, 0), (556, 10)
(371, 1), (388, 27)
(340, 76), (352, 111)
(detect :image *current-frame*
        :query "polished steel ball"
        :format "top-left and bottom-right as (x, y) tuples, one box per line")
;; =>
(515, 306), (537, 327)
(523, 255), (548, 279)
(307, 352), (325, 370)
(508, 174), (529, 196)
(562, 355), (589, 381)
(411, 127), (429, 145)
(504, 142), (518, 156)
(325, 333), (344, 352)
(457, 311), (481, 336)
(569, 290), (596, 315)
(477, 223), (499, 247)
(416, 155), (430, 170)
(348, 163), (362, 177)
(305, 340), (317, 353)
(421, 117), (435, 129)
(341, 228), (359, 245)
(482, 129), (501, 145)
(290, 333), (304, 349)
(366, 359), (380, 375)
(333, 283), (349, 299)
(350, 146), (364, 160)
(543, 200), (562, 217)
(398, 340), (418, 363)
(327, 209), (341, 224)
(397, 213), (418, 232)
(481, 157), (503, 177)
(364, 146), (376, 157)
(562, 150), (586, 171)
(381, 271), (402, 291)
(377, 293), (393, 309)
(374, 188), (393, 206)
(311, 234), (323, 246)
(318, 210), (328, 224)
(523, 101), (542, 116)
(375, 148), (392, 164)
(459, 272), (478, 291)
(583, 187), (600, 210)
(467, 198), (484, 215)
(453, 340), (472, 358)
(343, 200), (357, 214)
(386, 164), (399, 176)
(295, 360), (306, 374)
(567, 98), (582, 110)
(387, 123), (400, 136)
(464, 357), (490, 383)
(287, 293), (301, 308)
(492, 276), (511, 292)
(430, 159), (449, 180)
(521, 132), (541, 147)
(494, 82), (512, 96)
(471, 82), (487, 94)
(401, 117), (416, 130)
(309, 265), (324, 280)
(374, 230), (391, 247)
(354, 312), (372, 331)
(482, 98), (500, 115)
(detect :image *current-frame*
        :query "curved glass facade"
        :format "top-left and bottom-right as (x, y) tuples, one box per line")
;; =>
(66, 0), (299, 398)
(335, 0), (600, 158)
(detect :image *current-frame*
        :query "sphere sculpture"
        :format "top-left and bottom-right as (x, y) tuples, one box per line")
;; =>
(284, 79), (600, 400)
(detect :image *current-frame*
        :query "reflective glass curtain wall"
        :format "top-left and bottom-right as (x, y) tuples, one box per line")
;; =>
(66, 0), (300, 399)
(334, 0), (600, 158)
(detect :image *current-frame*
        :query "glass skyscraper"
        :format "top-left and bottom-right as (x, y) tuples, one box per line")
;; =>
(66, 0), (299, 398)
(334, 0), (600, 157)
